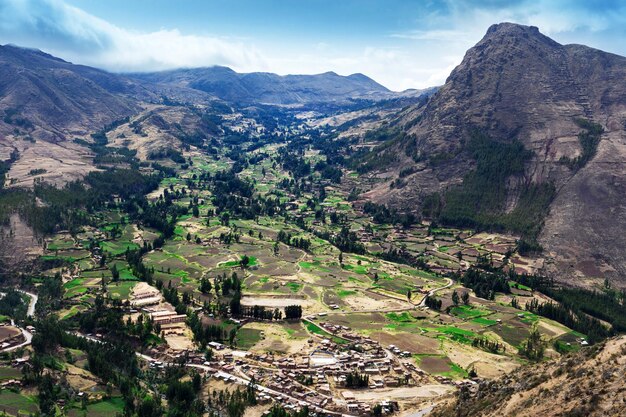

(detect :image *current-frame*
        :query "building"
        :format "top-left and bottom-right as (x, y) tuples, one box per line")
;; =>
(149, 311), (187, 325)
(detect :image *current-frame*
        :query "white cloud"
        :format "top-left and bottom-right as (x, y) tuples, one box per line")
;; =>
(0, 0), (457, 90)
(1, 0), (626, 91)
(0, 0), (266, 72)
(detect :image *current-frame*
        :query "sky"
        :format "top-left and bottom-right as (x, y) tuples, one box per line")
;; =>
(1, 0), (626, 91)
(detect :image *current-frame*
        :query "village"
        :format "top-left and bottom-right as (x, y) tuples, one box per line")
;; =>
(129, 293), (474, 416)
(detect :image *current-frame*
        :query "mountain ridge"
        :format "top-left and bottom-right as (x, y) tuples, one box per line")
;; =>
(362, 22), (626, 286)
(129, 65), (397, 105)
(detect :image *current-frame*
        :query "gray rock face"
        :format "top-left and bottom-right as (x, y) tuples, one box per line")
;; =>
(374, 23), (626, 285)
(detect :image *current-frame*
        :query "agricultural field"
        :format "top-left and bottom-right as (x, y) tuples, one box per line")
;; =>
(20, 134), (592, 417)
(0, 390), (39, 416)
(34, 142), (579, 364)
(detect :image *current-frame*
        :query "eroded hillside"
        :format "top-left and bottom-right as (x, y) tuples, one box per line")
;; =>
(432, 336), (626, 417)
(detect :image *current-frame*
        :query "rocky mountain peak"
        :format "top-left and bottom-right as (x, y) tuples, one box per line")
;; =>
(367, 23), (626, 286)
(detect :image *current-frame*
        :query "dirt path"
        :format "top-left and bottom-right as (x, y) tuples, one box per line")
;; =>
(418, 278), (454, 307)
(0, 289), (38, 353)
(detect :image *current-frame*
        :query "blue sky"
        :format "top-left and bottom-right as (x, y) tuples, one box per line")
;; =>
(1, 0), (626, 90)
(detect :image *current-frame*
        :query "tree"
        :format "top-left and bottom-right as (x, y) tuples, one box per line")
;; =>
(339, 252), (343, 265)
(111, 264), (120, 282)
(519, 323), (545, 361)
(424, 295), (442, 310)
(230, 292), (242, 317)
(200, 278), (212, 294)
(461, 291), (470, 305)
(284, 305), (302, 320)
(451, 290), (459, 306)
(345, 372), (369, 388)
(38, 374), (58, 416)
(186, 232), (192, 241)
(406, 289), (412, 302)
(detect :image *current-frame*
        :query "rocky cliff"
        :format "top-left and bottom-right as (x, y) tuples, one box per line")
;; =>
(365, 23), (626, 286)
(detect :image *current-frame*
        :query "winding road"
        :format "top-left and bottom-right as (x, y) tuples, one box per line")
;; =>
(0, 289), (37, 353)
(417, 278), (453, 307)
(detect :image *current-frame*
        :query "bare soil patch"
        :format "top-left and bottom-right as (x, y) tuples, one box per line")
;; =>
(371, 332), (440, 355)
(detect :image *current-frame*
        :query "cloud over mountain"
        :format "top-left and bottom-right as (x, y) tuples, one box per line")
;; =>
(0, 0), (265, 72)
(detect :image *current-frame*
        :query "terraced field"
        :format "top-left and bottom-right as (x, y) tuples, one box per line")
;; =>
(34, 142), (582, 385)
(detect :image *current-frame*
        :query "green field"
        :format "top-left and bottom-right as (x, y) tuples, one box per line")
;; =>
(0, 390), (39, 415)
(236, 328), (263, 350)
(450, 305), (491, 319)
(68, 397), (125, 417)
(305, 321), (349, 344)
(0, 367), (21, 381)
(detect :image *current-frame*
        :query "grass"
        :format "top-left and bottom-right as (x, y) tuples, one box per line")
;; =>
(286, 282), (301, 293)
(471, 317), (498, 326)
(64, 287), (88, 299)
(413, 354), (468, 379)
(516, 311), (540, 324)
(342, 264), (368, 274)
(0, 390), (38, 415)
(0, 367), (21, 380)
(236, 328), (263, 350)
(298, 260), (329, 272)
(64, 278), (85, 289)
(305, 322), (349, 345)
(509, 281), (532, 291)
(436, 325), (477, 344)
(107, 281), (136, 300)
(385, 312), (415, 323)
(100, 240), (140, 256)
(337, 290), (356, 298)
(440, 362), (469, 379)
(70, 397), (125, 417)
(221, 256), (258, 268)
(450, 305), (491, 319)
(40, 254), (83, 263)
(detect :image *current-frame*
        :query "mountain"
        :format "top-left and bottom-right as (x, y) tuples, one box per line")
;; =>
(0, 44), (415, 186)
(0, 44), (152, 143)
(431, 335), (626, 417)
(130, 66), (394, 105)
(360, 23), (626, 286)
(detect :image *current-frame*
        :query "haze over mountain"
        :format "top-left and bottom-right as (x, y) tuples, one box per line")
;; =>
(0, 42), (419, 185)
(130, 67), (398, 105)
(0, 43), (403, 146)
(364, 22), (626, 285)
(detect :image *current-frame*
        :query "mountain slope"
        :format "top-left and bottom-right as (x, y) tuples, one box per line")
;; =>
(363, 23), (626, 285)
(431, 336), (626, 417)
(131, 66), (394, 105)
(0, 44), (150, 143)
